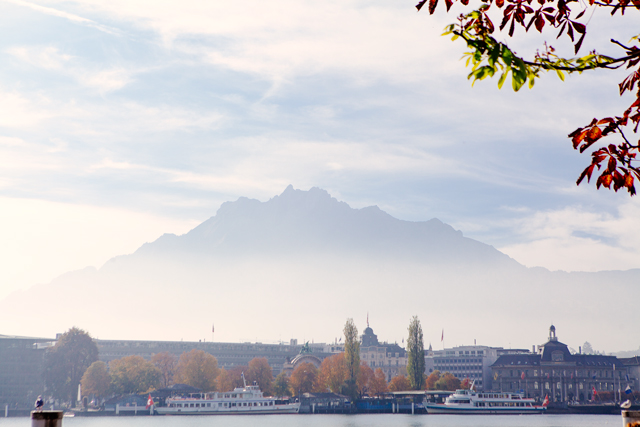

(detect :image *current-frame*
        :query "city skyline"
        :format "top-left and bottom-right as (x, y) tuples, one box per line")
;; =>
(1, 1), (638, 354)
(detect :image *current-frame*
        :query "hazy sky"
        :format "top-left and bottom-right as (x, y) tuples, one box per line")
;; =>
(1, 0), (639, 305)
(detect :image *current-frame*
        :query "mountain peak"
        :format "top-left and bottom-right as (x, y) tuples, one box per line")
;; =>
(131, 186), (515, 267)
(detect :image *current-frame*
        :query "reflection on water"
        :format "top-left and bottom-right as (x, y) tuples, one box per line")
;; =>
(0, 414), (622, 427)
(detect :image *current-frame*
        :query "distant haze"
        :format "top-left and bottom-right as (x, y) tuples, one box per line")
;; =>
(1, 186), (638, 353)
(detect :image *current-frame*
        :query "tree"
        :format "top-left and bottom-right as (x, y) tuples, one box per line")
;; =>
(174, 349), (219, 392)
(406, 316), (425, 390)
(44, 327), (98, 402)
(151, 352), (177, 388)
(417, 0), (640, 195)
(289, 362), (319, 396)
(425, 370), (441, 390)
(80, 361), (110, 399)
(109, 355), (161, 395)
(388, 375), (411, 392)
(226, 365), (249, 389)
(246, 357), (274, 396)
(273, 372), (292, 397)
(317, 353), (347, 393)
(343, 318), (360, 400)
(582, 341), (594, 354)
(435, 372), (461, 391)
(216, 368), (234, 392)
(369, 368), (389, 396)
(357, 363), (376, 397)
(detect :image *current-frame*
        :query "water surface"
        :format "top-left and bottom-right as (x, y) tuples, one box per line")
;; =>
(0, 414), (622, 427)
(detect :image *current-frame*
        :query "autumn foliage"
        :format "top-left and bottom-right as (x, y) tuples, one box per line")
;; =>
(388, 375), (412, 392)
(289, 362), (320, 395)
(317, 353), (348, 393)
(417, 0), (640, 194)
(369, 368), (389, 396)
(174, 349), (219, 392)
(246, 357), (274, 396)
(151, 352), (177, 388)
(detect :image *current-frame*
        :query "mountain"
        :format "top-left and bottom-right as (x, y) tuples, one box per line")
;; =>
(1, 186), (638, 352)
(128, 185), (519, 266)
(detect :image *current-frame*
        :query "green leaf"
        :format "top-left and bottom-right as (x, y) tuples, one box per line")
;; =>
(497, 70), (509, 89)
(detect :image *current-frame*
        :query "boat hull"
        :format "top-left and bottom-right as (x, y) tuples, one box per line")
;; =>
(156, 404), (300, 415)
(425, 404), (545, 415)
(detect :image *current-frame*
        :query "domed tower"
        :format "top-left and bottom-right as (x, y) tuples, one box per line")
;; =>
(549, 324), (557, 342)
(361, 326), (379, 347)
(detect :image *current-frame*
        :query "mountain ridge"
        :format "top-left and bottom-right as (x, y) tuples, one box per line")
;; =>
(130, 185), (519, 268)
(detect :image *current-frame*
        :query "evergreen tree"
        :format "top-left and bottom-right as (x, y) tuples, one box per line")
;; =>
(406, 316), (425, 390)
(343, 318), (360, 401)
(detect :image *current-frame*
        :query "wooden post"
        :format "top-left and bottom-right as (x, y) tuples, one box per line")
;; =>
(622, 410), (640, 427)
(31, 411), (62, 427)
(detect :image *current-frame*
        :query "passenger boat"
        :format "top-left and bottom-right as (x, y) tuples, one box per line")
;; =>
(425, 388), (548, 414)
(155, 377), (300, 415)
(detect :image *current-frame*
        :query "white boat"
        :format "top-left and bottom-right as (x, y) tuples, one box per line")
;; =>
(425, 389), (547, 414)
(155, 378), (299, 415)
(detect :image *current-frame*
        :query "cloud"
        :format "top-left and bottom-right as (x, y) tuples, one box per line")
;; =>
(6, 45), (134, 93)
(5, 0), (121, 35)
(497, 202), (640, 272)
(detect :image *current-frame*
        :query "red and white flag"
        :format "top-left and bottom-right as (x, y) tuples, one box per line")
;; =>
(146, 394), (154, 409)
(542, 395), (549, 407)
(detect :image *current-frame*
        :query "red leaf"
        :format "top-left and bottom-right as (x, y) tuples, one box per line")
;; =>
(429, 0), (438, 14)
(586, 126), (602, 142)
(535, 14), (545, 31)
(416, 0), (428, 10)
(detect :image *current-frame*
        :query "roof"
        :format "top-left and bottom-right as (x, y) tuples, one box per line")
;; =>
(492, 349), (623, 368)
(620, 356), (640, 366)
(492, 354), (540, 367)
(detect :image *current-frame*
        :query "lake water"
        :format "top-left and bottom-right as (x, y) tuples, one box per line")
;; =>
(0, 414), (623, 427)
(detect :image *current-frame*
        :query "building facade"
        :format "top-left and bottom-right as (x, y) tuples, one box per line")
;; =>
(95, 338), (337, 377)
(0, 335), (53, 409)
(426, 345), (504, 390)
(359, 326), (407, 381)
(491, 326), (629, 402)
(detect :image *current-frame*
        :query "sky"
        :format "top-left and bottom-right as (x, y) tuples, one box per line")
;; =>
(1, 1), (639, 329)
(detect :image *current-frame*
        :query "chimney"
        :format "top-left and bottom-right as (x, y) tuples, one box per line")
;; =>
(579, 346), (582, 354)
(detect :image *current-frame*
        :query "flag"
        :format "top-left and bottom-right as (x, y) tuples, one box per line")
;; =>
(542, 395), (549, 407)
(146, 394), (154, 409)
(339, 337), (342, 342)
(441, 329), (444, 342)
(521, 372), (525, 380)
(592, 386), (597, 396)
(626, 385), (633, 395)
(212, 323), (214, 333)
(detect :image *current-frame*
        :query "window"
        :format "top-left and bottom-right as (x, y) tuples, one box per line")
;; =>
(545, 382), (550, 390)
(534, 382), (539, 390)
